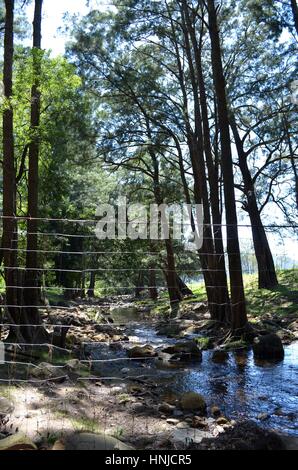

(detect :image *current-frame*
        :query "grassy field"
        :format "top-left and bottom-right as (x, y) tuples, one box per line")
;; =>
(188, 269), (298, 320)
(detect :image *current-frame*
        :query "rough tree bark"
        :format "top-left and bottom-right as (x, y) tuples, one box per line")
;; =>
(145, 119), (181, 313)
(181, 0), (230, 322)
(23, 0), (49, 343)
(2, 0), (23, 342)
(177, 2), (228, 323)
(207, 0), (247, 333)
(230, 114), (278, 289)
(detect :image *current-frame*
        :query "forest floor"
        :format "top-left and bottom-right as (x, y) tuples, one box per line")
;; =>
(0, 269), (297, 450)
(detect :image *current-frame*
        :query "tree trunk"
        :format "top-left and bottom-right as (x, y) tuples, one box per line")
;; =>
(135, 271), (144, 298)
(179, 3), (228, 324)
(176, 275), (193, 297)
(148, 266), (158, 300)
(2, 0), (24, 342)
(87, 271), (96, 298)
(181, 0), (230, 322)
(283, 116), (298, 211)
(163, 237), (182, 313)
(23, 0), (49, 343)
(146, 118), (181, 314)
(291, 0), (298, 35)
(230, 114), (278, 289)
(207, 0), (247, 333)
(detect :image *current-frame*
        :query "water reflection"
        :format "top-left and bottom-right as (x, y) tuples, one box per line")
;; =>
(89, 307), (298, 437)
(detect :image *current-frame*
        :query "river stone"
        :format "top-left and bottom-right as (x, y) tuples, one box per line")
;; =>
(166, 418), (180, 425)
(127, 344), (157, 359)
(211, 406), (221, 417)
(63, 432), (134, 450)
(180, 392), (207, 414)
(0, 398), (14, 418)
(158, 403), (176, 414)
(192, 416), (208, 429)
(161, 341), (202, 362)
(156, 324), (184, 337)
(216, 416), (229, 425)
(28, 363), (67, 382)
(65, 359), (89, 373)
(253, 334), (284, 361)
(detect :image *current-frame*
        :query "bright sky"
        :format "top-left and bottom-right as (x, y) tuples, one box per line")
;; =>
(24, 0), (105, 55)
(22, 0), (298, 264)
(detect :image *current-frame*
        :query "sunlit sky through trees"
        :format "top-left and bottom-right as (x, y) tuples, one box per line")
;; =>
(22, 0), (298, 266)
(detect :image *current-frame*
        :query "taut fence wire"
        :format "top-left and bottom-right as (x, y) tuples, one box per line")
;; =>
(0, 216), (297, 448)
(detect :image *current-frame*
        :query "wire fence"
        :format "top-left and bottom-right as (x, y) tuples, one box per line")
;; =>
(0, 217), (297, 449)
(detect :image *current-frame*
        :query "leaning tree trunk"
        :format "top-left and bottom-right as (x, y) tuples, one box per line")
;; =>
(176, 275), (194, 297)
(230, 115), (278, 289)
(87, 271), (96, 298)
(283, 115), (298, 212)
(207, 0), (247, 334)
(23, 0), (49, 343)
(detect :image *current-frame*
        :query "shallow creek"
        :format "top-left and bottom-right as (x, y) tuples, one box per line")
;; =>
(85, 306), (298, 437)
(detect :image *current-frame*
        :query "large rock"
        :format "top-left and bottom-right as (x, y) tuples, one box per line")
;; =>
(95, 324), (122, 336)
(64, 359), (90, 376)
(161, 341), (202, 362)
(127, 344), (157, 359)
(212, 349), (229, 363)
(156, 324), (184, 337)
(62, 432), (134, 451)
(253, 334), (284, 361)
(180, 392), (207, 414)
(0, 433), (37, 451)
(29, 362), (67, 382)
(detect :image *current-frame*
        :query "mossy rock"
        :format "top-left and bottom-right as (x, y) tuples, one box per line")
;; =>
(195, 337), (212, 350)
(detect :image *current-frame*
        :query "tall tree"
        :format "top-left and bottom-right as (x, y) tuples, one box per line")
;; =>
(23, 0), (48, 342)
(229, 114), (278, 289)
(207, 0), (247, 333)
(2, 0), (21, 341)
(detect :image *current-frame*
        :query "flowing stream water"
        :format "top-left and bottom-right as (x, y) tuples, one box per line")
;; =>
(84, 306), (298, 437)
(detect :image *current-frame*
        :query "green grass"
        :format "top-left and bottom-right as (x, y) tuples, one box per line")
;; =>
(188, 269), (298, 319)
(244, 269), (298, 319)
(149, 269), (298, 320)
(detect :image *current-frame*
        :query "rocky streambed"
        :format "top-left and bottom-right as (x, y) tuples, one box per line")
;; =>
(82, 305), (298, 439)
(0, 299), (297, 450)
